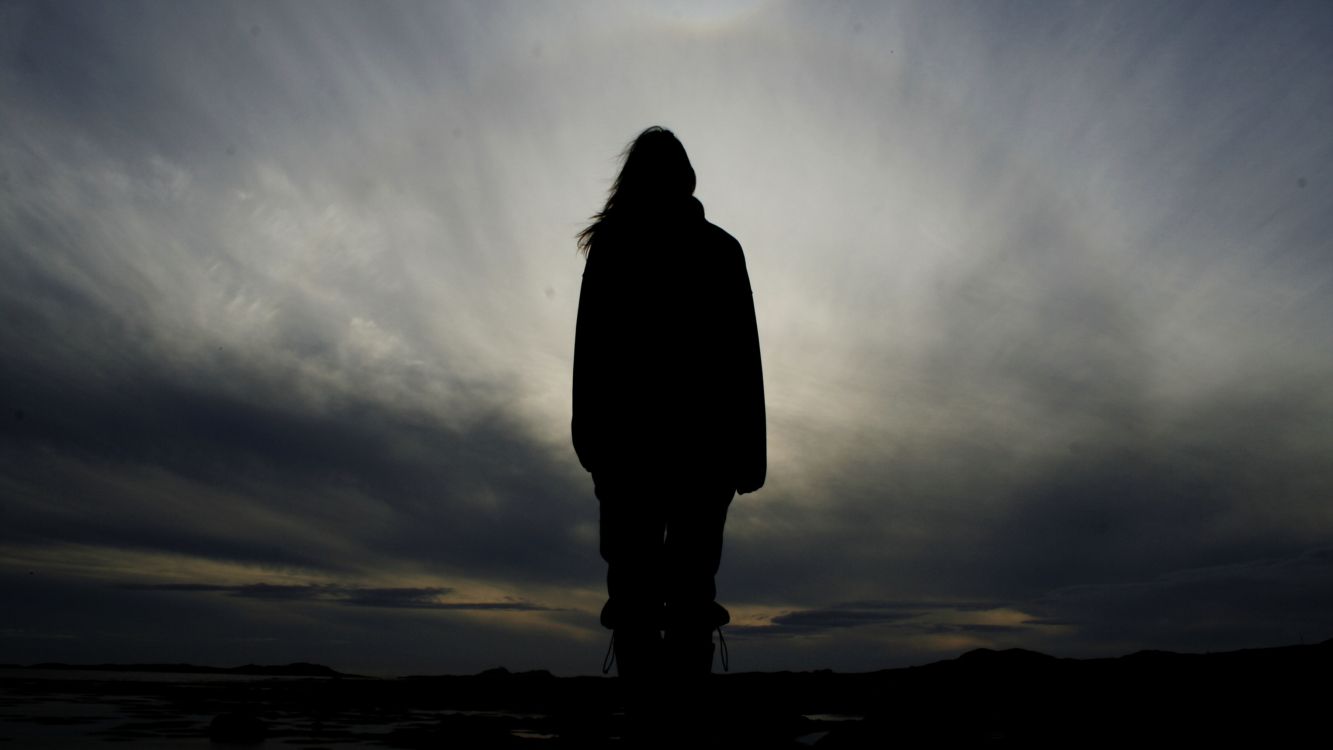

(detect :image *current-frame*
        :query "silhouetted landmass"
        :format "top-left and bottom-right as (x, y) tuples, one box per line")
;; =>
(10, 661), (352, 677)
(1, 640), (1328, 746)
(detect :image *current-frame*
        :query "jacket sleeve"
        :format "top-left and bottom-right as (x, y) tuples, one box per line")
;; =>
(734, 254), (766, 494)
(571, 255), (603, 474)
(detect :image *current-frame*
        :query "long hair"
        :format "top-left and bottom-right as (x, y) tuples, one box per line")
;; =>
(577, 126), (696, 255)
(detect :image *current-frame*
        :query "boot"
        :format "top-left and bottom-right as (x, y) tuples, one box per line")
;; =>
(662, 602), (730, 743)
(664, 630), (714, 677)
(663, 601), (728, 679)
(611, 628), (664, 743)
(612, 627), (663, 680)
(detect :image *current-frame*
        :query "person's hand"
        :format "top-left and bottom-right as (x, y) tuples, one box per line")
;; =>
(736, 477), (764, 495)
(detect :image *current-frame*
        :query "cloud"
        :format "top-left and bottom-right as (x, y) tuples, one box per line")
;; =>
(730, 601), (1024, 639)
(120, 582), (550, 611)
(3, 1), (1333, 674)
(2, 355), (595, 584)
(1024, 546), (1333, 654)
(726, 547), (1333, 666)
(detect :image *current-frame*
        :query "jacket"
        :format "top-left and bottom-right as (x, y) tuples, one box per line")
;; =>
(571, 197), (766, 493)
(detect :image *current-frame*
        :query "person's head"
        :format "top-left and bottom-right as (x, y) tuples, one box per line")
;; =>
(578, 126), (695, 254)
(611, 126), (695, 205)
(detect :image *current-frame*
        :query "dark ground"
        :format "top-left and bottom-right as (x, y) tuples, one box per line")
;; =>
(1, 639), (1328, 747)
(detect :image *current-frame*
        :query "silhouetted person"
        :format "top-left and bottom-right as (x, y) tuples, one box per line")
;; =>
(572, 126), (765, 732)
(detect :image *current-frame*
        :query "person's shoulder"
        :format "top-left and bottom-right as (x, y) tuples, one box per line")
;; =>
(685, 198), (738, 249)
(685, 198), (749, 283)
(701, 220), (742, 253)
(694, 208), (743, 259)
(698, 220), (751, 292)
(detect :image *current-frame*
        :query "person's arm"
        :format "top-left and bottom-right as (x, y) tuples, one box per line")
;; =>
(571, 254), (603, 474)
(735, 255), (766, 495)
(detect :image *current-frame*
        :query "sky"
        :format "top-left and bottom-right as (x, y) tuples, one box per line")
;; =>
(2, 0), (1332, 676)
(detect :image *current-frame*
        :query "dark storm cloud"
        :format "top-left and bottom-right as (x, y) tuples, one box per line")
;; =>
(1024, 545), (1333, 653)
(1, 344), (594, 584)
(724, 364), (1328, 584)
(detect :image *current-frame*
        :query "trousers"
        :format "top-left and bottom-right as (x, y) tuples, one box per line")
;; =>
(595, 473), (734, 635)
